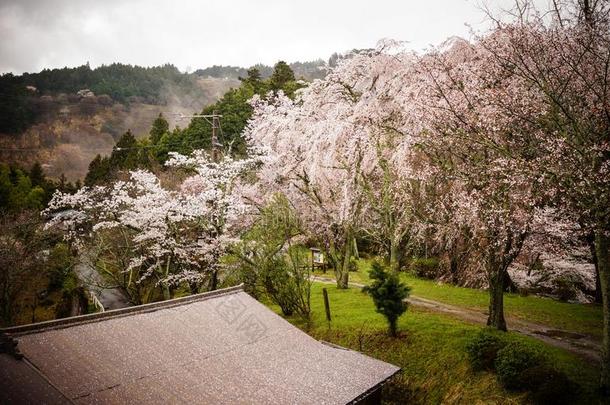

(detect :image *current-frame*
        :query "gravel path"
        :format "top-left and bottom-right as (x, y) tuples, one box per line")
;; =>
(311, 276), (601, 363)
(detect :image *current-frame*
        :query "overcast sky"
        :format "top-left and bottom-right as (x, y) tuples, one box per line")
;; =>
(0, 0), (550, 74)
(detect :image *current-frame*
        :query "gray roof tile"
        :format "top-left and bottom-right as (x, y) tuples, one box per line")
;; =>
(1, 286), (399, 404)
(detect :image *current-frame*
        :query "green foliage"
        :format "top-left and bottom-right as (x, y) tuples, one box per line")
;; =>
(0, 211), (73, 325)
(47, 243), (76, 291)
(0, 73), (35, 134)
(158, 61), (303, 160)
(194, 65), (248, 79)
(462, 336), (580, 402)
(466, 328), (508, 371)
(409, 256), (440, 279)
(274, 283), (599, 404)
(0, 63), (199, 134)
(84, 154), (111, 186)
(495, 341), (545, 389)
(270, 61), (296, 91)
(23, 63), (194, 104)
(362, 260), (410, 336)
(110, 130), (139, 169)
(233, 194), (311, 320)
(149, 113), (169, 144)
(194, 60), (326, 81)
(0, 163), (58, 212)
(554, 275), (578, 302)
(85, 130), (154, 186)
(522, 364), (576, 404)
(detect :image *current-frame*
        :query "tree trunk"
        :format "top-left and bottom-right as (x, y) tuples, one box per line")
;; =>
(503, 271), (517, 293)
(487, 267), (507, 331)
(389, 318), (397, 337)
(336, 235), (351, 289)
(389, 237), (401, 273)
(589, 234), (603, 303)
(595, 229), (610, 395)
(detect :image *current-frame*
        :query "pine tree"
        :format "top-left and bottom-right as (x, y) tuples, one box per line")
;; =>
(29, 162), (45, 188)
(110, 130), (139, 170)
(84, 155), (110, 186)
(149, 113), (169, 144)
(270, 61), (296, 91)
(363, 261), (411, 337)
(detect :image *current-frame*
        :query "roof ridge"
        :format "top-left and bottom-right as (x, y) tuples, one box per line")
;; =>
(1, 284), (244, 336)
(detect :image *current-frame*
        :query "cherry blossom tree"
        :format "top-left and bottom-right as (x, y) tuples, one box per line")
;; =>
(415, 34), (549, 331)
(477, 0), (610, 391)
(245, 43), (427, 283)
(45, 151), (256, 302)
(245, 89), (364, 288)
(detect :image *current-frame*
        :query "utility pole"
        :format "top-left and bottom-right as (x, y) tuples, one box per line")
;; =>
(174, 111), (223, 162)
(211, 110), (220, 163)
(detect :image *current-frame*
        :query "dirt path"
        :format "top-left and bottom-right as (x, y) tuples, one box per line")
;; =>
(311, 276), (601, 363)
(74, 257), (132, 311)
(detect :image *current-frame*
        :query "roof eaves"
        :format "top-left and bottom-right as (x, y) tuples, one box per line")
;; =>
(346, 367), (402, 405)
(1, 284), (244, 337)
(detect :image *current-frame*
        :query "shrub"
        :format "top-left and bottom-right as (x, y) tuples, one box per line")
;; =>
(233, 194), (311, 320)
(409, 257), (439, 279)
(522, 365), (575, 405)
(553, 276), (578, 302)
(466, 329), (507, 371)
(495, 342), (545, 390)
(348, 259), (358, 272)
(47, 243), (75, 291)
(363, 261), (411, 337)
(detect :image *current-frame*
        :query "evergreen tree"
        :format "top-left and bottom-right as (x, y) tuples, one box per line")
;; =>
(152, 61), (303, 162)
(29, 162), (45, 188)
(149, 113), (169, 144)
(270, 61), (296, 91)
(84, 154), (111, 186)
(363, 261), (411, 337)
(239, 68), (266, 93)
(110, 130), (139, 169)
(0, 165), (12, 210)
(7, 170), (44, 211)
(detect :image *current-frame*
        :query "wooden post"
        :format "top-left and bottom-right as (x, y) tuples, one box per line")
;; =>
(322, 288), (331, 324)
(311, 248), (314, 273)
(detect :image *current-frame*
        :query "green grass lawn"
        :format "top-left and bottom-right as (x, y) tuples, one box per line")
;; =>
(272, 283), (601, 404)
(313, 257), (603, 339)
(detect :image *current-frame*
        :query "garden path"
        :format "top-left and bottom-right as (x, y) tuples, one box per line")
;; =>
(311, 276), (601, 363)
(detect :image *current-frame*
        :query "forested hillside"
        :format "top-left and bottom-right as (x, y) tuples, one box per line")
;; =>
(0, 59), (328, 180)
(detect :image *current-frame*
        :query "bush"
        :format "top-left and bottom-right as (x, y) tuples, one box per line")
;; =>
(495, 342), (545, 390)
(522, 365), (575, 404)
(466, 329), (507, 371)
(47, 243), (75, 291)
(409, 257), (439, 279)
(553, 276), (578, 302)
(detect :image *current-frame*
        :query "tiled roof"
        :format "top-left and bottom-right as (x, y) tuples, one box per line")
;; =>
(0, 285), (399, 404)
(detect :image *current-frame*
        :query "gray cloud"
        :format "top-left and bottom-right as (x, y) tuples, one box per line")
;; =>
(0, 0), (551, 74)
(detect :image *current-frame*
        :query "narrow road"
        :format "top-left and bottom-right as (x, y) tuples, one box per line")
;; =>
(74, 258), (132, 311)
(311, 276), (601, 363)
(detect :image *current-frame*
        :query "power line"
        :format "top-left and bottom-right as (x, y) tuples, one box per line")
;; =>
(0, 112), (236, 153)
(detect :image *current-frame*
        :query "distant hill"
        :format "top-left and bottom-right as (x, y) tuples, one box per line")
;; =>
(194, 60), (327, 81)
(0, 58), (330, 180)
(0, 63), (203, 135)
